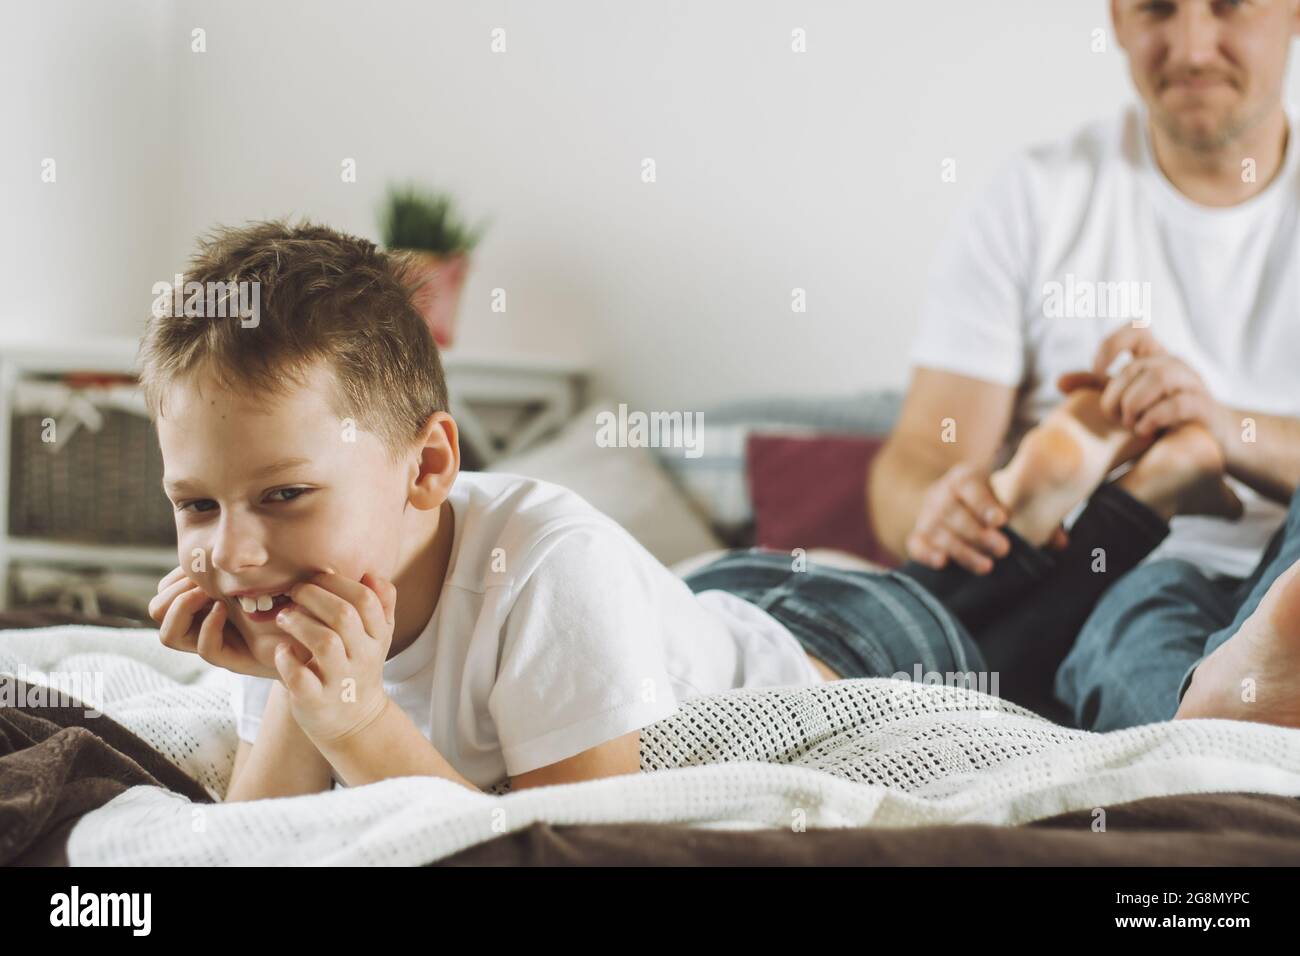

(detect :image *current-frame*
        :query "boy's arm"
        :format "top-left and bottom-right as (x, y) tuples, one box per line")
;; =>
(310, 696), (482, 792)
(509, 730), (640, 791)
(296, 539), (656, 794)
(312, 699), (638, 792)
(224, 681), (336, 802)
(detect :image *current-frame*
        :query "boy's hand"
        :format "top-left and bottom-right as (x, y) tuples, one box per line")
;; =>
(149, 565), (283, 680)
(271, 570), (397, 744)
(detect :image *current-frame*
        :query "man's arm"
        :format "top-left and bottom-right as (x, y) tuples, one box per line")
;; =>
(1214, 406), (1300, 505)
(1086, 326), (1300, 505)
(868, 367), (1017, 568)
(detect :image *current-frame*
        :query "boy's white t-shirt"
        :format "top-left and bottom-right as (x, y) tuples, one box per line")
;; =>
(909, 102), (1300, 580)
(228, 471), (823, 790)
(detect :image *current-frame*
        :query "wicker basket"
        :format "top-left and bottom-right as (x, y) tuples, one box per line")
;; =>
(8, 405), (177, 547)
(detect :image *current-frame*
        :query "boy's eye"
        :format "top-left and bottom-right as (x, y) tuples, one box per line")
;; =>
(176, 487), (311, 513)
(268, 487), (311, 504)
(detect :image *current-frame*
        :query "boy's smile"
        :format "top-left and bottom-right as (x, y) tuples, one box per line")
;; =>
(155, 358), (458, 671)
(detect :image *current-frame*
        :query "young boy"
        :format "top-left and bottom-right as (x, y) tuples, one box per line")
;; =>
(143, 220), (1295, 802)
(142, 220), (841, 801)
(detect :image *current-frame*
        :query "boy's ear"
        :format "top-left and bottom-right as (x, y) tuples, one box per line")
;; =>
(408, 411), (460, 510)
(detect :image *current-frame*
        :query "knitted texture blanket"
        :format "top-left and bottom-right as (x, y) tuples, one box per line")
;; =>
(3, 625), (1300, 866)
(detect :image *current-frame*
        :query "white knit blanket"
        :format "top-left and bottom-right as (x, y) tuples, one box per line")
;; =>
(4, 624), (1300, 866)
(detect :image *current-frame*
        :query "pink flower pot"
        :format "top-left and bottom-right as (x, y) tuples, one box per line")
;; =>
(397, 251), (469, 348)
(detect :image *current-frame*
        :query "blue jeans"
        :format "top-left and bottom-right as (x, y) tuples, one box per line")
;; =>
(684, 483), (1172, 717)
(682, 551), (990, 685)
(1057, 485), (1300, 731)
(898, 482), (1169, 721)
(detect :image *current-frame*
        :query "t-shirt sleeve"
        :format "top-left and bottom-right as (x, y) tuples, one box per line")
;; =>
(488, 523), (680, 778)
(227, 671), (275, 744)
(908, 154), (1037, 387)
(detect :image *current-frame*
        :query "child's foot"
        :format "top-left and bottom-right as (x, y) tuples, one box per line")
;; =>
(1175, 557), (1300, 729)
(1116, 423), (1243, 523)
(989, 389), (1152, 547)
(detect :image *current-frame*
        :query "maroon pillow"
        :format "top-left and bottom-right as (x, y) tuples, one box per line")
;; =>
(745, 432), (898, 568)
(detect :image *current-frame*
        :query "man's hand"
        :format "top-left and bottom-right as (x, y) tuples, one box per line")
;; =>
(149, 565), (282, 680)
(1083, 326), (1230, 445)
(905, 462), (1013, 574)
(271, 570), (397, 744)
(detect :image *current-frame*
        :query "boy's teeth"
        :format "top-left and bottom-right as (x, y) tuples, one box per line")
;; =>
(238, 593), (284, 613)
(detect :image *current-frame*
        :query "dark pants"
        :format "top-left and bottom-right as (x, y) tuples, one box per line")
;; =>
(899, 482), (1170, 721)
(684, 482), (1170, 724)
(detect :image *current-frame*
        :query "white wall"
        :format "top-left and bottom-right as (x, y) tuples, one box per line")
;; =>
(6, 1), (1297, 409)
(2, 0), (172, 349)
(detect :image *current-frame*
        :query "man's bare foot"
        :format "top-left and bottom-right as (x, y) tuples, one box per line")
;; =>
(1175, 558), (1300, 729)
(1116, 423), (1243, 523)
(989, 388), (1152, 547)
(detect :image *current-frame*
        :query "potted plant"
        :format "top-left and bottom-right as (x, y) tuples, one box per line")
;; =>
(379, 184), (485, 348)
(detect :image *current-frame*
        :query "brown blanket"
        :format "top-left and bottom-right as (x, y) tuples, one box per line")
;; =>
(433, 793), (1300, 866)
(0, 609), (215, 866)
(0, 678), (215, 866)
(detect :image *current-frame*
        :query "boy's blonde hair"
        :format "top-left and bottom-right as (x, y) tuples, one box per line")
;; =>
(138, 219), (448, 463)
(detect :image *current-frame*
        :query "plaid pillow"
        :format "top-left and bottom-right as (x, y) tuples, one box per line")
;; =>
(649, 390), (902, 544)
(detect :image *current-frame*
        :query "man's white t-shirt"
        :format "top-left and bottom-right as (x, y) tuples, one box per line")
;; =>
(909, 102), (1300, 580)
(228, 471), (823, 790)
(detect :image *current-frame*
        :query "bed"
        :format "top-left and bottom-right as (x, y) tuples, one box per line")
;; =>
(6, 392), (1300, 867)
(5, 608), (1300, 867)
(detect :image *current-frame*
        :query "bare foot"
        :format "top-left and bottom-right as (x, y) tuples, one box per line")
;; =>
(1175, 558), (1300, 729)
(1116, 423), (1243, 523)
(989, 388), (1152, 546)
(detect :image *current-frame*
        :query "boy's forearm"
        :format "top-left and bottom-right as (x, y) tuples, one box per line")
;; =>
(225, 683), (335, 802)
(312, 696), (482, 793)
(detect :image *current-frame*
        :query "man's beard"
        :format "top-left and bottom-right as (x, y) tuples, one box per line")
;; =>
(1150, 87), (1268, 154)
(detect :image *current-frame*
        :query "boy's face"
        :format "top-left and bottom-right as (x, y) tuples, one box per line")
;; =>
(157, 360), (416, 670)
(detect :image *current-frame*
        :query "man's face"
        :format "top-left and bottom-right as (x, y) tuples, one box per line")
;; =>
(157, 360), (411, 670)
(1113, 0), (1299, 151)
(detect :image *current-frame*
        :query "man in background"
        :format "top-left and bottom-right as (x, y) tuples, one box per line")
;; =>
(868, 0), (1300, 726)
